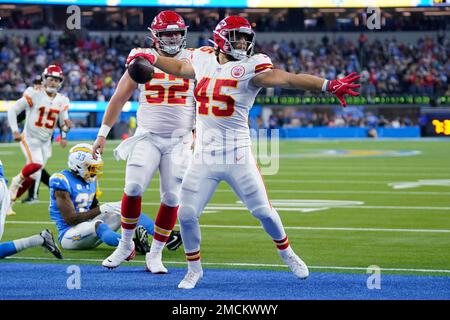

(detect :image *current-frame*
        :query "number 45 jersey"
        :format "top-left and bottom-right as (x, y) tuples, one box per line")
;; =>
(190, 46), (273, 152)
(129, 48), (196, 138)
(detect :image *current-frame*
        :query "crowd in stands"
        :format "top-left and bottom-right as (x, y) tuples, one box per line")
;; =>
(0, 33), (145, 101)
(0, 32), (448, 102)
(254, 107), (417, 130)
(256, 34), (449, 97)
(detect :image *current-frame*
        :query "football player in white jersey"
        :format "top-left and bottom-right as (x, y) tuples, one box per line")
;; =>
(126, 16), (361, 289)
(17, 75), (66, 204)
(7, 65), (72, 215)
(92, 11), (195, 272)
(0, 160), (62, 259)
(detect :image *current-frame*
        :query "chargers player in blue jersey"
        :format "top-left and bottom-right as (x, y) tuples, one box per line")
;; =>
(49, 143), (182, 255)
(0, 160), (62, 259)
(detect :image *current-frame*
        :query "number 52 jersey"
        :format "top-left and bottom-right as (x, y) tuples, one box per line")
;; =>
(130, 48), (196, 138)
(190, 46), (273, 152)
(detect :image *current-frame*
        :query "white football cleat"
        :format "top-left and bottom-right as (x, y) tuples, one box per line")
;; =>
(178, 270), (203, 289)
(146, 251), (168, 274)
(8, 175), (23, 202)
(102, 240), (136, 269)
(279, 248), (309, 280)
(6, 201), (16, 216)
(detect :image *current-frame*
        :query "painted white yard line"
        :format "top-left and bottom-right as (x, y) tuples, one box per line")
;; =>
(4, 256), (450, 274)
(22, 166), (449, 173)
(265, 179), (421, 185)
(5, 220), (450, 233)
(11, 200), (450, 212)
(2, 162), (449, 177)
(197, 224), (450, 233)
(278, 165), (450, 172)
(273, 172), (450, 177)
(98, 187), (450, 196)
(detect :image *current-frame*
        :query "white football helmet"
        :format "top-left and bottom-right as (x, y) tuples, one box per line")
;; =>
(67, 143), (103, 183)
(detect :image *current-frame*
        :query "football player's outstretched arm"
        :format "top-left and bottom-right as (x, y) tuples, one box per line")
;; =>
(252, 69), (326, 91)
(252, 69), (360, 107)
(92, 71), (138, 159)
(153, 55), (196, 79)
(126, 49), (195, 79)
(7, 97), (29, 141)
(55, 190), (101, 226)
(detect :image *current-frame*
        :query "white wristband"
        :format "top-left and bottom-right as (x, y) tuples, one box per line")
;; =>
(98, 124), (111, 138)
(322, 79), (329, 93)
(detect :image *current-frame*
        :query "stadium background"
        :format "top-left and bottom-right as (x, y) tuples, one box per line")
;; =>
(0, 0), (449, 300)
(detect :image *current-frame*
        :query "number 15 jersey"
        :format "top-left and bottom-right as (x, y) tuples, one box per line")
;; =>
(18, 88), (70, 142)
(190, 47), (273, 152)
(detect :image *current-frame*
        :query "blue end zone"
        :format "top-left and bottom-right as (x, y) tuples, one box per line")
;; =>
(0, 263), (449, 300)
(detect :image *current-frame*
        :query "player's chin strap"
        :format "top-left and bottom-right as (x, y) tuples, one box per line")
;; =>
(95, 179), (103, 199)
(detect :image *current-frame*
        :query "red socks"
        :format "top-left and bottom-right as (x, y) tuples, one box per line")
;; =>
(121, 194), (141, 230)
(186, 250), (201, 262)
(15, 177), (34, 199)
(13, 163), (42, 200)
(154, 203), (178, 243)
(274, 236), (289, 250)
(21, 163), (42, 177)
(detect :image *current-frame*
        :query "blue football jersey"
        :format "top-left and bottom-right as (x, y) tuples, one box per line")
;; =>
(49, 169), (97, 241)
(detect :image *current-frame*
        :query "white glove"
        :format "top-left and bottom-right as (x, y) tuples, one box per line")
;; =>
(99, 201), (122, 215)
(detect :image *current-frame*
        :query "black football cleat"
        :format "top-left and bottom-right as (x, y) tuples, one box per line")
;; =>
(21, 196), (40, 204)
(40, 229), (63, 259)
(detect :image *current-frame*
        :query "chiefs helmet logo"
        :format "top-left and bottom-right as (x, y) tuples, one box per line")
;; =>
(231, 65), (245, 79)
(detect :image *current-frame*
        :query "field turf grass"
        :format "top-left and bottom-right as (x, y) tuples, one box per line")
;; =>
(0, 139), (449, 299)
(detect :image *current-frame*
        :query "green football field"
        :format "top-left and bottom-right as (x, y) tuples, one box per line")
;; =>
(1, 139), (450, 277)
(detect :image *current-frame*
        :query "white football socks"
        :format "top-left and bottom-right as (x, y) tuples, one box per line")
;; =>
(13, 234), (44, 252)
(121, 228), (134, 243)
(150, 239), (165, 254)
(188, 260), (203, 273)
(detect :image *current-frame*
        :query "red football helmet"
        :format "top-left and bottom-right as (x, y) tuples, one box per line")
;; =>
(42, 64), (64, 93)
(213, 16), (255, 60)
(148, 10), (188, 55)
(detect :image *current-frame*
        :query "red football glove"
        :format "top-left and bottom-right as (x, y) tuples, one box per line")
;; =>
(326, 72), (361, 107)
(125, 48), (157, 67)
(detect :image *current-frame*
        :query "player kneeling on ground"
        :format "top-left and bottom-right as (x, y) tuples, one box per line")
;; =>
(0, 160), (62, 259)
(49, 144), (182, 255)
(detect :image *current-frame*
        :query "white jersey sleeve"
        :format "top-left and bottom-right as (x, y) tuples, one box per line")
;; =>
(7, 87), (35, 133)
(249, 53), (274, 79)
